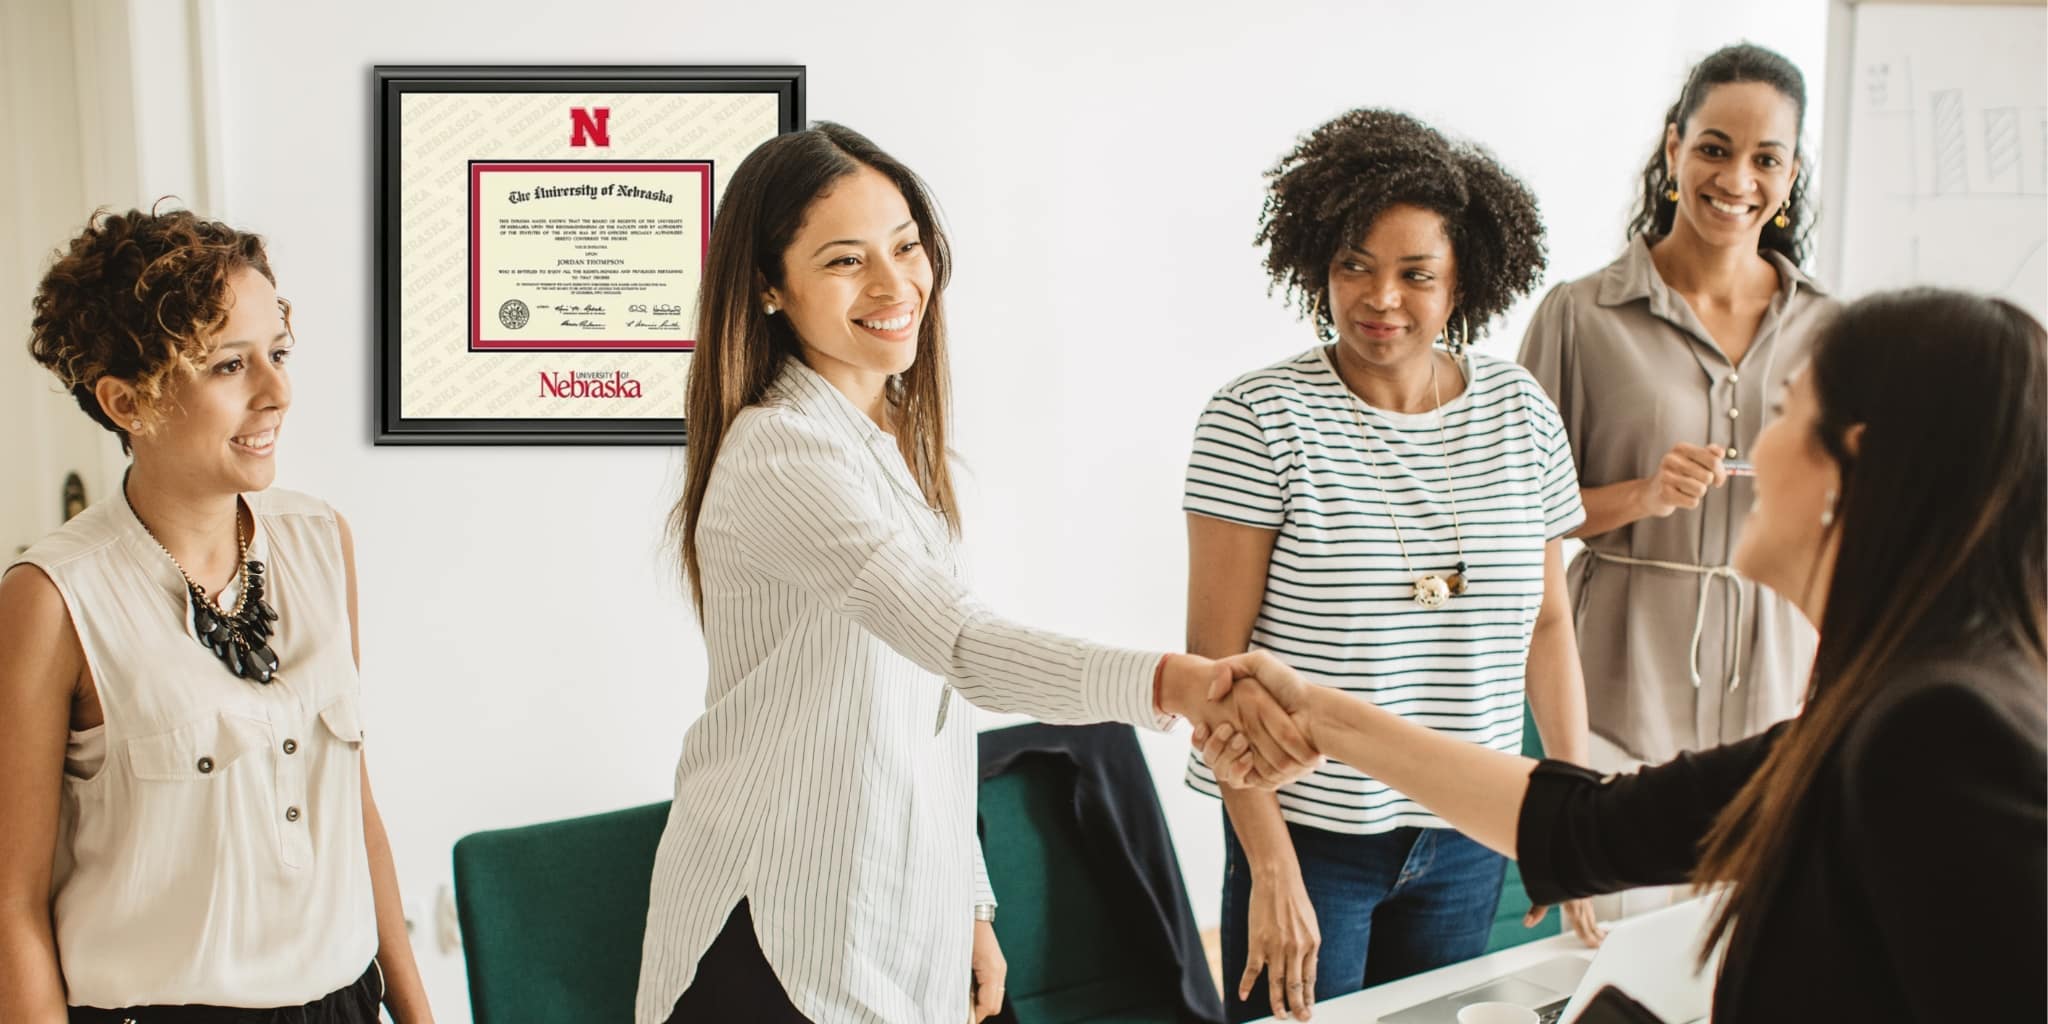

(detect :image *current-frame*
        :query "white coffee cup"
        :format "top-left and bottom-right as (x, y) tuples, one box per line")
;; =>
(1456, 1002), (1540, 1024)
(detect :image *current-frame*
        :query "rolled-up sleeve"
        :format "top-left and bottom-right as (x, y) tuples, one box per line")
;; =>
(715, 410), (1171, 730)
(1516, 722), (1786, 904)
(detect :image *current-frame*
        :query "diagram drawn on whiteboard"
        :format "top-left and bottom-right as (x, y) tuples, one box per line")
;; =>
(1836, 5), (2046, 323)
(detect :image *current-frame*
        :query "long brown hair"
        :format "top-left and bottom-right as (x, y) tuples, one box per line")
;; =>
(1694, 289), (2047, 958)
(671, 122), (958, 613)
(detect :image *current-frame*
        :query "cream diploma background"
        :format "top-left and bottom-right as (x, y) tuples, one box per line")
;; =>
(397, 91), (778, 421)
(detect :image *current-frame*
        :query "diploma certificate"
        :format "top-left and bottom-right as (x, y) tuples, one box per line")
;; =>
(375, 65), (801, 444)
(470, 161), (710, 352)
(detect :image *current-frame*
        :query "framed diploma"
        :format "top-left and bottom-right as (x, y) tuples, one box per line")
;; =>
(375, 65), (804, 444)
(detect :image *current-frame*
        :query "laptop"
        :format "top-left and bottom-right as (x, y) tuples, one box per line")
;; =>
(1379, 898), (1720, 1024)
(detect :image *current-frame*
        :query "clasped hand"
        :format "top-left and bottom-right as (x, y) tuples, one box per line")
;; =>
(1161, 651), (1320, 789)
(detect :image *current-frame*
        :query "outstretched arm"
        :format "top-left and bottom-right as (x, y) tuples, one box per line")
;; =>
(1197, 653), (1781, 898)
(1290, 675), (1535, 858)
(716, 413), (1317, 776)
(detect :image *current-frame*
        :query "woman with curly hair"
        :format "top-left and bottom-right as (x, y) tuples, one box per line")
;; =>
(0, 210), (433, 1022)
(1516, 45), (1838, 921)
(1182, 109), (1595, 1022)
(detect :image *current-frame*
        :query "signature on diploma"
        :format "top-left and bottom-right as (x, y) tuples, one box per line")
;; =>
(544, 303), (606, 315)
(558, 319), (605, 330)
(626, 319), (682, 331)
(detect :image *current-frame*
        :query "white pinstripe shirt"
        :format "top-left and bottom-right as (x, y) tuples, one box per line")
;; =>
(636, 358), (1169, 1024)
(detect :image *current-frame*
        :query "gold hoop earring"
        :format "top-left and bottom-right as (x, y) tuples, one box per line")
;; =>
(1773, 202), (1790, 229)
(1664, 178), (1681, 203)
(1439, 311), (1471, 355)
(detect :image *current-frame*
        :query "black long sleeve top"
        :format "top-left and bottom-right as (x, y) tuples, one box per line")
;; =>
(1514, 648), (2045, 1023)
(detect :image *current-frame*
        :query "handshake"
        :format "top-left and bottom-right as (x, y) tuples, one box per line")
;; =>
(1157, 651), (1323, 789)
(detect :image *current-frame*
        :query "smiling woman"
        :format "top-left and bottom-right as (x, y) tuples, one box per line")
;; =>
(1515, 47), (1839, 927)
(0, 209), (434, 1022)
(641, 122), (1318, 1024)
(764, 170), (932, 383)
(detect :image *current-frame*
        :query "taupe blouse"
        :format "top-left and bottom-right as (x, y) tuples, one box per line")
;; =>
(1518, 235), (1839, 762)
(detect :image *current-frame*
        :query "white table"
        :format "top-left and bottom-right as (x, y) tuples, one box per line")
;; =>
(1249, 932), (1596, 1023)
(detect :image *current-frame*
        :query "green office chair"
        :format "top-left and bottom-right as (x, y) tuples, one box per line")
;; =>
(1486, 700), (1559, 952)
(979, 722), (1222, 1024)
(980, 758), (1181, 1022)
(452, 800), (671, 1023)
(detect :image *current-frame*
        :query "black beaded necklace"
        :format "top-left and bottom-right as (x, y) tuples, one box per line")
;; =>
(129, 495), (282, 684)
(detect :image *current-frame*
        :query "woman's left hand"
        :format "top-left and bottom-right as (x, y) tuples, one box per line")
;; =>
(1524, 897), (1607, 947)
(970, 919), (1007, 1022)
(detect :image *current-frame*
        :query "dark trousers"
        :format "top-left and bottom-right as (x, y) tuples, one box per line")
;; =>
(666, 899), (812, 1023)
(69, 962), (382, 1024)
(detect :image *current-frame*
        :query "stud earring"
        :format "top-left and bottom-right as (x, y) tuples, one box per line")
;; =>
(129, 419), (142, 431)
(1773, 202), (1790, 229)
(763, 301), (778, 316)
(1820, 488), (1837, 529)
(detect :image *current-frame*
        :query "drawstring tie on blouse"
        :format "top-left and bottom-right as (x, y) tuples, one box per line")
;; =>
(1585, 550), (1748, 692)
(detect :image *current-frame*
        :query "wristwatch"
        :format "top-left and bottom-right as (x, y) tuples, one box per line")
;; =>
(972, 903), (997, 924)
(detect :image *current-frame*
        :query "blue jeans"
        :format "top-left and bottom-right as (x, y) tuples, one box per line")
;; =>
(1221, 813), (1506, 1022)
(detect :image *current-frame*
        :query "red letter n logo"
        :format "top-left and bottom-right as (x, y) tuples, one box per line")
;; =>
(569, 107), (611, 147)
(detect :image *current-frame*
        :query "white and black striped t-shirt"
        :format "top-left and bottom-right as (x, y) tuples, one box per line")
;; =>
(1184, 345), (1584, 833)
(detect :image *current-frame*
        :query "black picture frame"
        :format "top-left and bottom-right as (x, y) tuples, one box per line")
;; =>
(374, 65), (804, 445)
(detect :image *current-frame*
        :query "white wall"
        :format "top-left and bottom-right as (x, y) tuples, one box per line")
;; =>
(0, 0), (139, 558)
(166, 0), (1831, 1015)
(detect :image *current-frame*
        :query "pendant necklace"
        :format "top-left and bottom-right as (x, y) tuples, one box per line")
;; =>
(1343, 350), (1471, 609)
(128, 492), (282, 683)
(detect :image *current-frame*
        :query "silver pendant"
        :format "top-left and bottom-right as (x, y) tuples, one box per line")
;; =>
(1412, 575), (1451, 608)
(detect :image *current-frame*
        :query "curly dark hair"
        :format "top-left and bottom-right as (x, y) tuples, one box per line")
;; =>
(28, 208), (286, 452)
(1256, 109), (1546, 346)
(1628, 43), (1813, 266)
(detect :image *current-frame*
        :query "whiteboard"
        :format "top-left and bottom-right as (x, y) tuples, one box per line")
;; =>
(1833, 2), (2048, 322)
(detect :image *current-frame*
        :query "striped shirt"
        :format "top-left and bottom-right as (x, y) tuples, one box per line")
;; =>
(1183, 346), (1584, 832)
(636, 357), (1168, 1024)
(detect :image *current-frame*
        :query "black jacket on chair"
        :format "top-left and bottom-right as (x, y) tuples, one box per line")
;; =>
(978, 722), (1225, 1024)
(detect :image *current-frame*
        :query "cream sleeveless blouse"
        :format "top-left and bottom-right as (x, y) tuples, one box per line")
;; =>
(11, 486), (378, 1008)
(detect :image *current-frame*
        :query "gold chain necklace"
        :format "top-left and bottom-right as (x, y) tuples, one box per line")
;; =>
(1341, 350), (1471, 609)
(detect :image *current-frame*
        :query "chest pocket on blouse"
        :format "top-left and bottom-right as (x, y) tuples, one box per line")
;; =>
(127, 711), (270, 781)
(318, 692), (365, 748)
